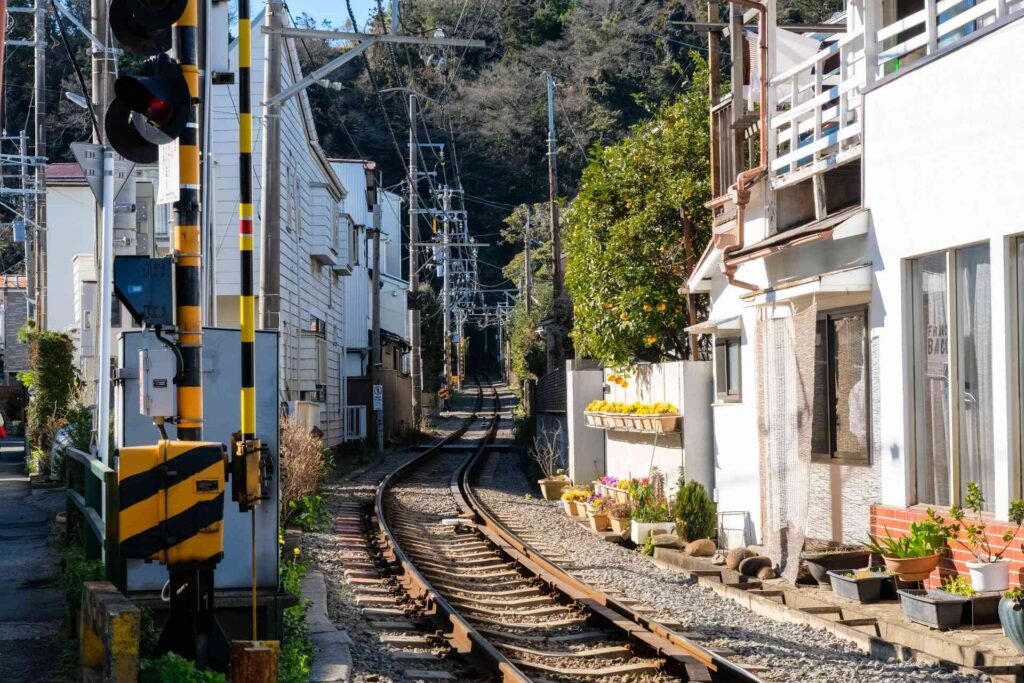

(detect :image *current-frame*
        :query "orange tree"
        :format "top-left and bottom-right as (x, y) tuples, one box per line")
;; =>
(564, 55), (711, 366)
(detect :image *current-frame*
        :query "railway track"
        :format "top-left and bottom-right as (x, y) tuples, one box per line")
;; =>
(373, 378), (765, 682)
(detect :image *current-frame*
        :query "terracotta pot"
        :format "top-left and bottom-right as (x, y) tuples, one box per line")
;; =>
(589, 510), (610, 532)
(882, 553), (941, 582)
(610, 516), (630, 534)
(562, 499), (579, 516)
(655, 415), (680, 432)
(538, 478), (569, 501)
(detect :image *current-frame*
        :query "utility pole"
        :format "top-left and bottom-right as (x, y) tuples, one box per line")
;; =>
(523, 207), (532, 315)
(259, 0), (283, 331)
(370, 182), (383, 452)
(545, 72), (568, 372)
(33, 0), (46, 328)
(407, 92), (422, 425)
(441, 185), (451, 386)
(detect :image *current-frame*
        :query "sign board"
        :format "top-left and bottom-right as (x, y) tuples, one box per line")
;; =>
(71, 142), (135, 203)
(157, 139), (180, 205)
(12, 221), (25, 243)
(372, 384), (384, 411)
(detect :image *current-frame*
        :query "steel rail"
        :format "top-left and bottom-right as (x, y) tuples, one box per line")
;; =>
(454, 385), (767, 683)
(373, 378), (530, 682)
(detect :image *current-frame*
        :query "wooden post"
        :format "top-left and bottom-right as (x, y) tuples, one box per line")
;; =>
(230, 640), (280, 683)
(104, 469), (124, 591)
(682, 211), (700, 360)
(708, 1), (720, 195)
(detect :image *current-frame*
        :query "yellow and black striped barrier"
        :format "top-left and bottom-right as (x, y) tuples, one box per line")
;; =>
(118, 440), (227, 565)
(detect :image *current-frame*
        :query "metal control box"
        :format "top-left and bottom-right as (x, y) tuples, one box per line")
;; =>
(139, 347), (176, 417)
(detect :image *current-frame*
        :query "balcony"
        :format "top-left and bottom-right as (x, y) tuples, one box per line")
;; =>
(307, 227), (339, 267)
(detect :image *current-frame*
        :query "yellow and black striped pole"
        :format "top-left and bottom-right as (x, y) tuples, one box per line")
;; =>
(237, 0), (261, 642)
(174, 0), (203, 441)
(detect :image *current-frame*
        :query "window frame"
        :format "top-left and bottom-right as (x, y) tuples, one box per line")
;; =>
(811, 306), (871, 465)
(906, 241), (994, 507)
(714, 333), (742, 403)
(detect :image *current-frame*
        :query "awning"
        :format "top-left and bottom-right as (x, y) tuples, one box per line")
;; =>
(726, 206), (868, 265)
(686, 242), (722, 294)
(742, 263), (872, 305)
(685, 316), (741, 334)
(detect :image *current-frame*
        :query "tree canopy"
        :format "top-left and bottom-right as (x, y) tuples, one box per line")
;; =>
(563, 55), (711, 367)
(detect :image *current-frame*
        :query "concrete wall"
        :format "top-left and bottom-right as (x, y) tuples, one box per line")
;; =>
(864, 18), (1024, 517)
(45, 184), (96, 333)
(566, 360), (605, 485)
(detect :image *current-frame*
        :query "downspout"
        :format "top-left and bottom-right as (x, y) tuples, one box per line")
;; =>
(707, 0), (769, 292)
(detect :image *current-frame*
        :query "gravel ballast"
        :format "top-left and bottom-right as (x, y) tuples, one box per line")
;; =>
(472, 391), (989, 683)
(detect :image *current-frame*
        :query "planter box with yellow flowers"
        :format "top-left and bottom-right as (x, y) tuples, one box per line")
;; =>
(583, 400), (681, 434)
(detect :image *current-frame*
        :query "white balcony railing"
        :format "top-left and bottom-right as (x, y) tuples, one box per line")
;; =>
(768, 0), (1024, 182)
(769, 30), (866, 181)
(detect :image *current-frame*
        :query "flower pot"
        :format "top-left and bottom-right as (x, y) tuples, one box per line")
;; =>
(934, 590), (1001, 626)
(883, 553), (941, 582)
(630, 520), (675, 545)
(614, 488), (629, 505)
(654, 415), (680, 433)
(589, 511), (610, 532)
(1000, 598), (1024, 653)
(899, 589), (967, 629)
(538, 478), (569, 501)
(610, 516), (630, 534)
(584, 413), (600, 428)
(800, 549), (872, 587)
(562, 499), (579, 516)
(827, 569), (892, 604)
(967, 559), (1010, 593)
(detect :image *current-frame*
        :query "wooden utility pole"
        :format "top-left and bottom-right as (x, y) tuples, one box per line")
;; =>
(407, 92), (422, 425)
(523, 208), (532, 315)
(545, 72), (569, 372)
(370, 176), (383, 452)
(682, 210), (699, 359)
(259, 0), (283, 331)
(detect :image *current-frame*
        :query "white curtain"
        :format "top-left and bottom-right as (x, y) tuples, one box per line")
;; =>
(756, 299), (817, 581)
(957, 245), (994, 506)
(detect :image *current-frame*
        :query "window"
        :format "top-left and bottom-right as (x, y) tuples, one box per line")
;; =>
(111, 300), (122, 328)
(350, 224), (361, 266)
(714, 335), (741, 402)
(812, 309), (869, 462)
(910, 244), (993, 507)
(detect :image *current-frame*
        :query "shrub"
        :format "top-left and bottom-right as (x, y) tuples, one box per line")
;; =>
(280, 552), (312, 683)
(279, 416), (331, 523)
(20, 330), (78, 454)
(139, 654), (225, 683)
(287, 494), (332, 532)
(675, 480), (717, 541)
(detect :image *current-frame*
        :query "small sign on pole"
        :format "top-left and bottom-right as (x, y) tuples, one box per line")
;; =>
(157, 139), (180, 205)
(372, 384), (384, 411)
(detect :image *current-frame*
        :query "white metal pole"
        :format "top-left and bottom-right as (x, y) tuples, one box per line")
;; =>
(97, 148), (115, 465)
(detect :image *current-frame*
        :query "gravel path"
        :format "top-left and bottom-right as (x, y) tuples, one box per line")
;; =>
(472, 418), (989, 682)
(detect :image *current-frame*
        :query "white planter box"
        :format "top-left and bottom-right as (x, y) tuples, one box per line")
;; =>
(968, 559), (1011, 593)
(630, 520), (675, 545)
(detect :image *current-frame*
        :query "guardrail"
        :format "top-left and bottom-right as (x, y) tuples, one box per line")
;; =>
(65, 447), (123, 590)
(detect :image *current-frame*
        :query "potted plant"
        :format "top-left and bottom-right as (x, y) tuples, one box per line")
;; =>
(561, 487), (589, 517)
(630, 502), (675, 544)
(937, 575), (1000, 626)
(898, 588), (968, 630)
(864, 509), (950, 582)
(800, 544), (873, 588)
(827, 567), (892, 604)
(530, 426), (569, 501)
(1000, 588), (1024, 654)
(608, 500), (631, 534)
(613, 480), (631, 505)
(587, 494), (610, 532)
(674, 479), (717, 543)
(945, 481), (1024, 593)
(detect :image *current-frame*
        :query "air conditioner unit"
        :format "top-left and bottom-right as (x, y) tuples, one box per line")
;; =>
(288, 400), (323, 432)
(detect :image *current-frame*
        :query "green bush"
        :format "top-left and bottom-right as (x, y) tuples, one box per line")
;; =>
(55, 542), (104, 622)
(139, 653), (225, 683)
(19, 329), (78, 453)
(288, 494), (332, 532)
(280, 553), (313, 683)
(675, 480), (717, 541)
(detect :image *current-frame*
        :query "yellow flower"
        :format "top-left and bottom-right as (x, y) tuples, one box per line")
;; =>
(645, 336), (657, 345)
(293, 547), (301, 556)
(657, 303), (667, 312)
(643, 304), (653, 313)
(620, 313), (629, 321)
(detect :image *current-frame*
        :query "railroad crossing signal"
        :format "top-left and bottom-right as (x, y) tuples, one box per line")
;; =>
(106, 0), (192, 163)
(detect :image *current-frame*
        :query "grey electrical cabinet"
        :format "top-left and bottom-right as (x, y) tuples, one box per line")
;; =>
(118, 327), (280, 591)
(138, 347), (176, 417)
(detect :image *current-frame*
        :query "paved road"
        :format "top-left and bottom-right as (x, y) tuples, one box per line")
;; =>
(0, 438), (64, 682)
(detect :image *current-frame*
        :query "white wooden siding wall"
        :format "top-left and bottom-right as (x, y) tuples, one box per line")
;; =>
(382, 191), (404, 281)
(331, 162), (372, 353)
(211, 11), (345, 444)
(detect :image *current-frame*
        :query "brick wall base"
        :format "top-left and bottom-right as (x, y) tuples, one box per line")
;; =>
(871, 504), (1024, 590)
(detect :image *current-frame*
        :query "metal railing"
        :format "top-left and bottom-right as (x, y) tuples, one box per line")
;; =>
(65, 447), (123, 589)
(344, 405), (367, 440)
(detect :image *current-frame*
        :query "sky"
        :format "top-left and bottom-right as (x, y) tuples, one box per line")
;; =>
(288, 0), (381, 30)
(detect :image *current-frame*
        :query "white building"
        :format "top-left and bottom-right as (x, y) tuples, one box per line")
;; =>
(209, 7), (352, 446)
(689, 0), (1024, 580)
